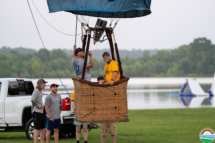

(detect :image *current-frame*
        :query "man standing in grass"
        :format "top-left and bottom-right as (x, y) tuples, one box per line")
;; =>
(45, 84), (62, 143)
(101, 52), (120, 143)
(31, 79), (47, 143)
(71, 92), (89, 143)
(72, 44), (93, 143)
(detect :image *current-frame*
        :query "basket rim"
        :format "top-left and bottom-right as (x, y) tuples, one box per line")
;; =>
(72, 76), (129, 87)
(75, 119), (129, 123)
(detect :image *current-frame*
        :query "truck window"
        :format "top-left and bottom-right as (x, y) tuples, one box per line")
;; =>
(8, 81), (34, 96)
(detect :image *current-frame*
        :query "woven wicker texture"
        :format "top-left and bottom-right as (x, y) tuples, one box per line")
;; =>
(72, 76), (129, 123)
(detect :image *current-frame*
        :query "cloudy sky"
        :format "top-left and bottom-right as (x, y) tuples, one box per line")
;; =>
(1, 0), (215, 51)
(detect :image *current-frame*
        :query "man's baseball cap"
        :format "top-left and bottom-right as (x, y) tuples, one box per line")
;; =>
(37, 79), (48, 85)
(102, 52), (110, 57)
(97, 75), (104, 81)
(75, 48), (84, 56)
(50, 84), (59, 88)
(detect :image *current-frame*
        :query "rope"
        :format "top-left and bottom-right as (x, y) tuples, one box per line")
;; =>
(79, 109), (95, 118)
(30, 0), (81, 36)
(75, 15), (78, 45)
(27, 0), (70, 96)
(112, 19), (120, 30)
(115, 108), (128, 117)
(78, 108), (127, 118)
(91, 123), (133, 140)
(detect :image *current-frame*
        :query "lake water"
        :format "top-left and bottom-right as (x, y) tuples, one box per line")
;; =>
(31, 77), (214, 109)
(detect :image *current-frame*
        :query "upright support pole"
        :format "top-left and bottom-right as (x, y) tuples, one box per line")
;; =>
(105, 29), (115, 60)
(82, 31), (91, 79)
(82, 35), (87, 51)
(112, 32), (123, 79)
(75, 15), (78, 45)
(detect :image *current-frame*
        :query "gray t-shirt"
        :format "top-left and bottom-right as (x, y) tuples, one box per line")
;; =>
(31, 89), (43, 113)
(73, 57), (91, 81)
(45, 93), (62, 119)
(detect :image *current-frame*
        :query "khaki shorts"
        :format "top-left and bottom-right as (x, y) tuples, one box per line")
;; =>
(100, 122), (116, 136)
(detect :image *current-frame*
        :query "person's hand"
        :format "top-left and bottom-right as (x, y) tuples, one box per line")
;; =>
(73, 45), (76, 49)
(109, 81), (114, 85)
(88, 51), (92, 56)
(38, 104), (42, 109)
(59, 111), (61, 114)
(50, 118), (54, 122)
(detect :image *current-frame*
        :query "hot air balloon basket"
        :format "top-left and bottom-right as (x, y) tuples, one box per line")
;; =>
(72, 76), (129, 123)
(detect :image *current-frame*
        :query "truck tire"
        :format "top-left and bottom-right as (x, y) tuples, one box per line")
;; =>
(25, 117), (35, 140)
(25, 117), (50, 140)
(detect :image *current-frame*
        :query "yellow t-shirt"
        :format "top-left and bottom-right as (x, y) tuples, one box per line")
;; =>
(104, 60), (120, 83)
(71, 92), (75, 101)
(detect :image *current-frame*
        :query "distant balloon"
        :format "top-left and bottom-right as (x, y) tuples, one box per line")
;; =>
(46, 0), (152, 18)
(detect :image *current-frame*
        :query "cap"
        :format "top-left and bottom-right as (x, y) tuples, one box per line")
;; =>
(102, 52), (110, 57)
(37, 79), (48, 85)
(75, 48), (84, 56)
(97, 75), (104, 81)
(50, 84), (59, 88)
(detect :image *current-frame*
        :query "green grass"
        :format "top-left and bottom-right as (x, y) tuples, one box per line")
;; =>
(0, 108), (215, 143)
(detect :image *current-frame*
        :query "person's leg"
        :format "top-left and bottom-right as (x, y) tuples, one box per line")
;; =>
(34, 129), (40, 143)
(111, 135), (116, 143)
(40, 114), (47, 143)
(40, 128), (46, 143)
(109, 123), (117, 143)
(54, 128), (59, 143)
(33, 112), (41, 143)
(100, 123), (108, 143)
(46, 129), (52, 143)
(76, 125), (81, 142)
(53, 118), (61, 143)
(82, 125), (88, 142)
(46, 117), (54, 143)
(101, 134), (106, 143)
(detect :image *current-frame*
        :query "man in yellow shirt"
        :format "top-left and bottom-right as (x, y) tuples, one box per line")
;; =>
(71, 92), (89, 143)
(103, 52), (120, 85)
(101, 52), (120, 143)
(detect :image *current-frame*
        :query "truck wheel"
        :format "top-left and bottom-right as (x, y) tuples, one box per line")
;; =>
(25, 117), (49, 140)
(25, 117), (36, 140)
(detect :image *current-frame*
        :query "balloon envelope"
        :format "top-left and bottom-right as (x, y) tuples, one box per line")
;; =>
(46, 0), (151, 18)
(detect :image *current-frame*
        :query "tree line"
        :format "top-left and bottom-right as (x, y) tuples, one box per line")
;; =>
(0, 37), (214, 78)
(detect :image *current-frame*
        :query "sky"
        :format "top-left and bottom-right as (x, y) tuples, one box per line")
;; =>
(0, 0), (215, 51)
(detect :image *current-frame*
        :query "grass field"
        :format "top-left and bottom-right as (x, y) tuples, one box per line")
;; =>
(0, 108), (214, 143)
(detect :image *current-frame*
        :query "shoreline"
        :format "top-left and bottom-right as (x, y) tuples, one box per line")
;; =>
(30, 77), (213, 86)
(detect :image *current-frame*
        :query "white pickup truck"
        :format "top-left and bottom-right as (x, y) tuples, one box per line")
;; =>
(0, 78), (75, 140)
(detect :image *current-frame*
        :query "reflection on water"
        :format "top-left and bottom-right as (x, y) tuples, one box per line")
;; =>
(127, 84), (211, 109)
(127, 88), (183, 109)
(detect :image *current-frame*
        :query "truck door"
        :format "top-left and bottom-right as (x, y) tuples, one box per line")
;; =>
(5, 80), (34, 125)
(0, 82), (2, 123)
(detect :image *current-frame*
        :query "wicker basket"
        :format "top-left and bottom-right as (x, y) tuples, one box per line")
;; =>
(72, 76), (129, 123)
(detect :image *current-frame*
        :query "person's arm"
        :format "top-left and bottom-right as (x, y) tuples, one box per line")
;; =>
(31, 90), (42, 109)
(45, 96), (54, 122)
(109, 72), (118, 85)
(59, 95), (62, 114)
(72, 101), (75, 110)
(104, 66), (106, 81)
(87, 51), (94, 68)
(72, 45), (76, 58)
(104, 75), (106, 81)
(109, 62), (119, 85)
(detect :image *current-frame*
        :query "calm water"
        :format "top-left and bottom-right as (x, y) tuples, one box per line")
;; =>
(31, 78), (213, 109)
